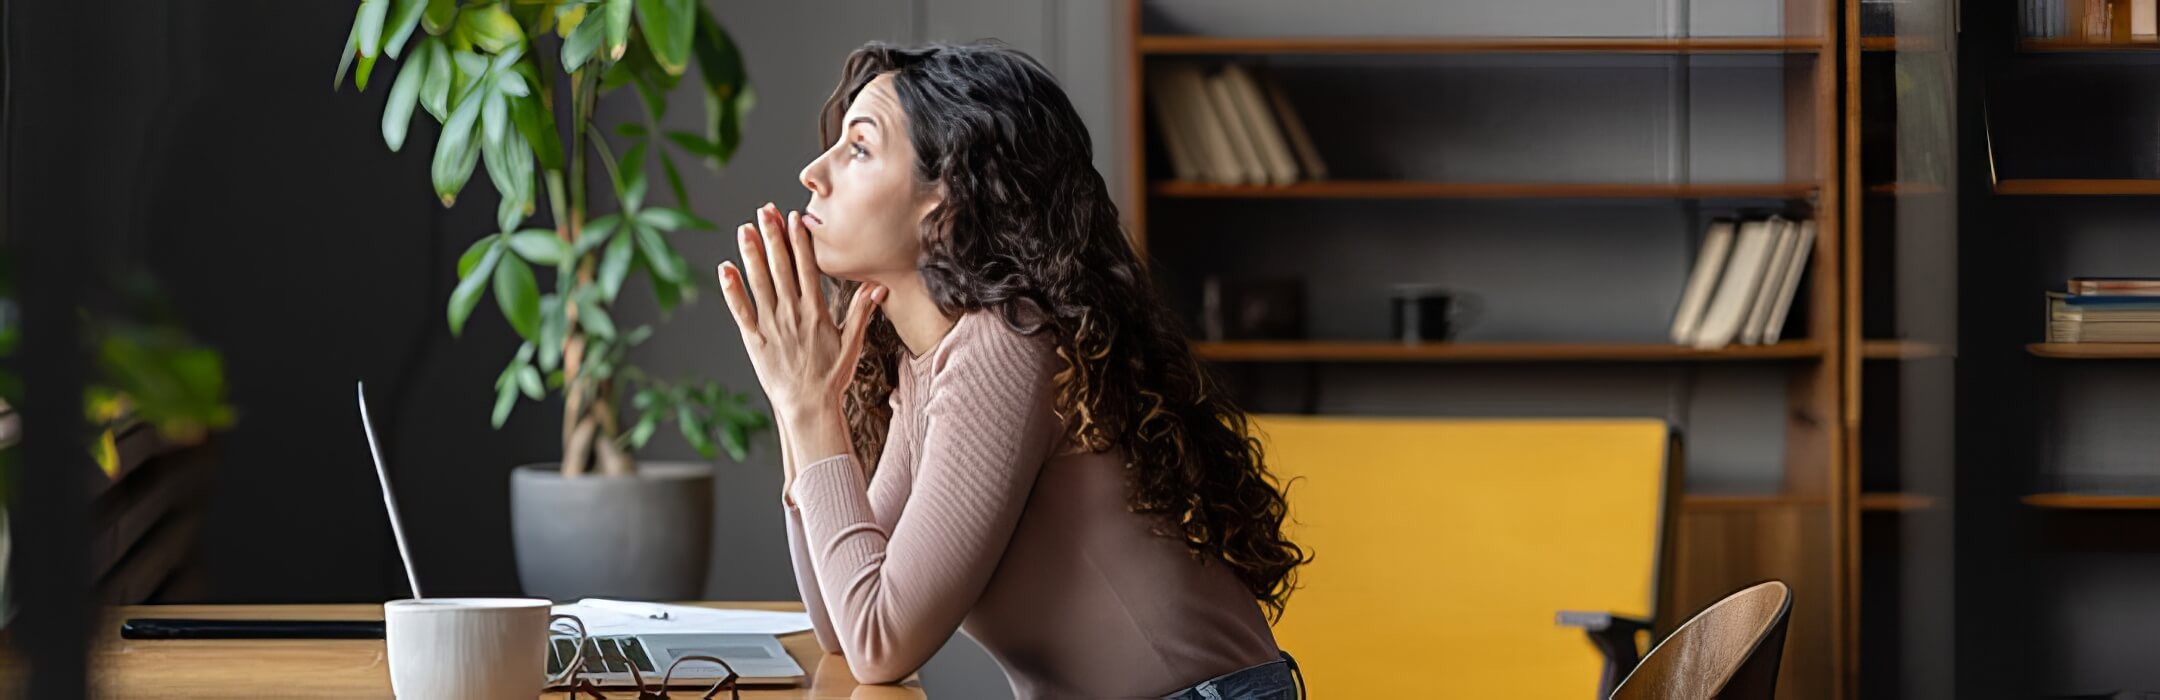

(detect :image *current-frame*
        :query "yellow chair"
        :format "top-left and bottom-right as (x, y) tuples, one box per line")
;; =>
(1252, 415), (1678, 699)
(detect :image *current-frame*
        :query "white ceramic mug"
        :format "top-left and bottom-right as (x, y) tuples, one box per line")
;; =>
(383, 598), (586, 699)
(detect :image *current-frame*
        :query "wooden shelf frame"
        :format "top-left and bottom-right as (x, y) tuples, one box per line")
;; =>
(2023, 493), (2160, 509)
(1137, 35), (1828, 55)
(1192, 340), (1827, 363)
(1151, 180), (1819, 200)
(2027, 343), (2160, 359)
(1995, 178), (2160, 196)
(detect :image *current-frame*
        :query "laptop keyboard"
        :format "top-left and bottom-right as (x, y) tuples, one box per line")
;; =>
(547, 635), (656, 676)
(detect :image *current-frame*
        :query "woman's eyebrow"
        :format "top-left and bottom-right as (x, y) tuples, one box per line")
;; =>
(846, 115), (878, 134)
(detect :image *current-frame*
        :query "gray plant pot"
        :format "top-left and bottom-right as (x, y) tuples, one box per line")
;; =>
(510, 462), (712, 602)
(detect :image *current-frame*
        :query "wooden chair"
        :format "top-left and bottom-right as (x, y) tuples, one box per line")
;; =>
(1609, 580), (1792, 700)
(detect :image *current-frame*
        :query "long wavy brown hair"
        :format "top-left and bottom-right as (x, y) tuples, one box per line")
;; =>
(815, 40), (1309, 620)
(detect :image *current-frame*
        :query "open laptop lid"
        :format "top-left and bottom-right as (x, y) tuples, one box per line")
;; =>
(357, 381), (424, 599)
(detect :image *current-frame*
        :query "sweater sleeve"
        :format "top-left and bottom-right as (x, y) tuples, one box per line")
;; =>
(784, 502), (843, 653)
(787, 321), (1060, 684)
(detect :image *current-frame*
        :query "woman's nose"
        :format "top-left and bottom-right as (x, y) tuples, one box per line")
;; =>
(799, 154), (828, 197)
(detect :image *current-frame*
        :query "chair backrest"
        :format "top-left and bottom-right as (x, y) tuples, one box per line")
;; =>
(1253, 415), (1675, 699)
(1610, 580), (1792, 700)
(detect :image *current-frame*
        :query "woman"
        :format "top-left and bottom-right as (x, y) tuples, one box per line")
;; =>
(716, 39), (1308, 700)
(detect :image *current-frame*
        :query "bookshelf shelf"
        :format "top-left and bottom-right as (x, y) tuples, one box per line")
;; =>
(1152, 180), (1818, 200)
(1684, 494), (1826, 510)
(1859, 492), (1938, 512)
(1191, 340), (1824, 363)
(1863, 339), (1948, 359)
(1866, 181), (1945, 195)
(2019, 38), (2160, 52)
(2023, 493), (2160, 509)
(2027, 343), (2160, 359)
(1995, 178), (2160, 196)
(1137, 35), (1827, 55)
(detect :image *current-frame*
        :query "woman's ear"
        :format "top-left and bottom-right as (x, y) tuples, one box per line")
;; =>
(915, 180), (946, 220)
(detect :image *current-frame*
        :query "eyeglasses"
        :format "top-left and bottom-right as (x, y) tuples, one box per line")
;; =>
(548, 617), (744, 700)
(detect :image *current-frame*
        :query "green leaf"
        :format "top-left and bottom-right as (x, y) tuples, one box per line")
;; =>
(357, 0), (390, 58)
(382, 39), (433, 151)
(663, 130), (724, 159)
(679, 403), (714, 459)
(657, 149), (687, 207)
(420, 36), (452, 121)
(449, 239), (504, 336)
(718, 420), (750, 462)
(508, 230), (570, 265)
(633, 388), (660, 411)
(480, 82), (509, 149)
(648, 262), (682, 313)
(560, 7), (605, 71)
(492, 374), (519, 427)
(637, 206), (710, 231)
(383, 0), (428, 59)
(602, 0), (633, 61)
(633, 224), (683, 282)
(334, 8), (362, 90)
(431, 83), (485, 205)
(615, 142), (648, 212)
(628, 411), (659, 450)
(422, 0), (458, 35)
(456, 235), (494, 278)
(509, 93), (564, 171)
(598, 230), (634, 301)
(691, 8), (752, 166)
(494, 254), (542, 341)
(355, 53), (380, 91)
(630, 68), (667, 122)
(635, 0), (694, 75)
(450, 50), (489, 104)
(574, 213), (621, 255)
(517, 365), (544, 399)
(615, 122), (647, 139)
(577, 301), (617, 338)
(538, 294), (565, 371)
(461, 3), (525, 54)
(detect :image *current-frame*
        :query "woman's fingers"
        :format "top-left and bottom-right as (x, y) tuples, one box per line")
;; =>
(757, 204), (800, 312)
(788, 209), (822, 310)
(837, 282), (888, 367)
(735, 222), (778, 324)
(716, 262), (759, 339)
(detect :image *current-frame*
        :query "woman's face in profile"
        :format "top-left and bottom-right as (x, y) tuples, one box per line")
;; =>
(797, 73), (941, 283)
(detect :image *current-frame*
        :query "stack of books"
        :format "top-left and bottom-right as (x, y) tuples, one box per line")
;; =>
(1146, 61), (1328, 186)
(2048, 278), (2160, 342)
(2022, 0), (2158, 40)
(1669, 216), (1817, 350)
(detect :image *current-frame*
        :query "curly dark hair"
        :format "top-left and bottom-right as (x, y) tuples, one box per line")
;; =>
(814, 39), (1310, 621)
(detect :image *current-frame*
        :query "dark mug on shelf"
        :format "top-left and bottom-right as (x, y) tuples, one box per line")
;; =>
(1390, 283), (1480, 343)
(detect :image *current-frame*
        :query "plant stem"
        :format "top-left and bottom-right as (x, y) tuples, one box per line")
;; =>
(586, 122), (623, 192)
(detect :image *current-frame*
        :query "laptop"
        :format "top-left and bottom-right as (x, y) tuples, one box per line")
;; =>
(357, 381), (806, 688)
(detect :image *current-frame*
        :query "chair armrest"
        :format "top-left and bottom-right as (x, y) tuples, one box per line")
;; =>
(1556, 611), (1653, 699)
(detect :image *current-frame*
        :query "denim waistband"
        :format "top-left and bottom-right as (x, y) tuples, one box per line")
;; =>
(1161, 651), (1304, 700)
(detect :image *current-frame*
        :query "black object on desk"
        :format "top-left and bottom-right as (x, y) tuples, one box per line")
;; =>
(120, 618), (386, 640)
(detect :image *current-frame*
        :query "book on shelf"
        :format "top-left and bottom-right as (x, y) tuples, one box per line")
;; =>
(2047, 290), (2160, 342)
(1146, 60), (1328, 185)
(1671, 216), (1814, 349)
(2069, 276), (2160, 296)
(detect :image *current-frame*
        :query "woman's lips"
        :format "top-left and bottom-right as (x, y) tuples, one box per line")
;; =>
(803, 211), (826, 229)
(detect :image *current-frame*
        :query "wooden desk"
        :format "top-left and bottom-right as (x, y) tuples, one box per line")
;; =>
(64, 602), (927, 699)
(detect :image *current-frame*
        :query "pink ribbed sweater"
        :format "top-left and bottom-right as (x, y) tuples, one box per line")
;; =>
(783, 310), (1280, 699)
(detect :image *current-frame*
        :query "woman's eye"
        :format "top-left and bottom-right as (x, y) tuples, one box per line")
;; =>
(849, 142), (868, 159)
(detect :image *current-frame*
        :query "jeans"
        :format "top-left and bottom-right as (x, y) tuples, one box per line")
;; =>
(1161, 651), (1304, 700)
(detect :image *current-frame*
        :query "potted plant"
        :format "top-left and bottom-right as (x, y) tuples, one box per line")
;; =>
(331, 0), (766, 601)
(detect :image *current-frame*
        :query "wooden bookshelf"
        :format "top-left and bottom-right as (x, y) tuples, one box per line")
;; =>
(1862, 339), (1948, 359)
(1137, 35), (1827, 55)
(1861, 36), (1943, 52)
(1994, 178), (2160, 195)
(1192, 340), (1825, 363)
(2026, 342), (2160, 359)
(1866, 181), (1945, 195)
(1129, 4), (1844, 697)
(1152, 180), (1817, 200)
(2020, 38), (2160, 52)
(2022, 493), (2160, 509)
(1859, 492), (1938, 512)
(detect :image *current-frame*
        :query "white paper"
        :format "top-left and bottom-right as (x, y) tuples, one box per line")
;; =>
(551, 599), (815, 637)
